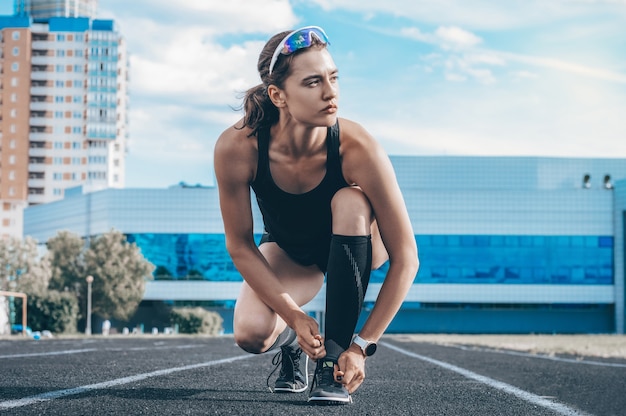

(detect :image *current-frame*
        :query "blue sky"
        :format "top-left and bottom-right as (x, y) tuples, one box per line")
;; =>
(3, 1), (625, 188)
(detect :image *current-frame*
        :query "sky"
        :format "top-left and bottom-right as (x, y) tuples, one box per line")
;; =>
(2, 0), (625, 188)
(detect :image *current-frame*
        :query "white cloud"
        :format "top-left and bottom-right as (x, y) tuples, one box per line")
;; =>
(100, 0), (298, 34)
(434, 26), (483, 49)
(309, 0), (626, 30)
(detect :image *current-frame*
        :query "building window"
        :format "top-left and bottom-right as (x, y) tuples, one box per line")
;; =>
(11, 62), (19, 72)
(12, 31), (20, 40)
(8, 171), (15, 180)
(9, 140), (16, 149)
(9, 155), (16, 164)
(57, 34), (65, 41)
(57, 50), (65, 57)
(11, 77), (18, 87)
(10, 93), (17, 102)
(12, 47), (19, 56)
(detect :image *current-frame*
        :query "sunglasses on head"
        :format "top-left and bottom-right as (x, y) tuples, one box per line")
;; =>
(268, 26), (330, 75)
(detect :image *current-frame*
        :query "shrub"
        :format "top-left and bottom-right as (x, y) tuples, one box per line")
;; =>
(16, 290), (79, 334)
(170, 307), (223, 335)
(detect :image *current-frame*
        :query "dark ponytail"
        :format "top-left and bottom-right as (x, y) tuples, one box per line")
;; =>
(236, 30), (290, 137)
(239, 83), (279, 138)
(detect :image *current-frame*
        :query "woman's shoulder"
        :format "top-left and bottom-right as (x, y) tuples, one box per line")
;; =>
(215, 120), (257, 154)
(337, 117), (381, 151)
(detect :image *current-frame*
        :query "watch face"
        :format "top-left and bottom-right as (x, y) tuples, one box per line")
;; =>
(365, 343), (377, 356)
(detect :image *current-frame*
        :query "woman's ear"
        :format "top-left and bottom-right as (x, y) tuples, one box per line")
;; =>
(267, 85), (286, 108)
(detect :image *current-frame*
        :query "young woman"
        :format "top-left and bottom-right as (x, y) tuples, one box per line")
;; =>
(214, 26), (419, 405)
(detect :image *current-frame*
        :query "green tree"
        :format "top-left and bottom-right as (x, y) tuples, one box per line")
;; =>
(84, 229), (155, 321)
(0, 236), (52, 335)
(0, 236), (51, 295)
(46, 231), (85, 293)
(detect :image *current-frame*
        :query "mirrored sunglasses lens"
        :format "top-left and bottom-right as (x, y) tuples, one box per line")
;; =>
(283, 28), (328, 54)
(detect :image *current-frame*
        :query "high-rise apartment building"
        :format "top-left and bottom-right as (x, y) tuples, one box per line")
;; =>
(0, 0), (128, 238)
(14, 0), (98, 20)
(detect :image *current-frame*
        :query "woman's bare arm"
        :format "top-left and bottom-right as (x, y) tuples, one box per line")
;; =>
(340, 118), (420, 342)
(213, 126), (314, 337)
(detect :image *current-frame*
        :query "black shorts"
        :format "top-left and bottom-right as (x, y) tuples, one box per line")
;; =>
(260, 232), (330, 274)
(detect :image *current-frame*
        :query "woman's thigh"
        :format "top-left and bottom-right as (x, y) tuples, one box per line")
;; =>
(233, 242), (324, 340)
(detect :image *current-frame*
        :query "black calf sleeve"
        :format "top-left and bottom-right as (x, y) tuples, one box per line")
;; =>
(324, 234), (372, 351)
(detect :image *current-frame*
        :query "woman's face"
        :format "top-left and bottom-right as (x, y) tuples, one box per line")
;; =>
(279, 48), (340, 127)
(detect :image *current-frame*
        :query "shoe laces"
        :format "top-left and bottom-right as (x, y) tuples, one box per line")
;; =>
(310, 360), (337, 392)
(266, 346), (301, 392)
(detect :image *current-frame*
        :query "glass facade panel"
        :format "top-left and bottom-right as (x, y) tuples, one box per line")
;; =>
(126, 233), (614, 285)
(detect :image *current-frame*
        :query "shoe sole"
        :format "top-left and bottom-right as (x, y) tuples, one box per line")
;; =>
(273, 354), (309, 393)
(307, 396), (353, 405)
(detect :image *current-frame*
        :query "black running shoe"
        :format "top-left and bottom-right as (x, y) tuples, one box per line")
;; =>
(307, 359), (352, 404)
(266, 345), (309, 393)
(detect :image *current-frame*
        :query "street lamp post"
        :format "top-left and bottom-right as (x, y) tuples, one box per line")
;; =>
(85, 275), (94, 335)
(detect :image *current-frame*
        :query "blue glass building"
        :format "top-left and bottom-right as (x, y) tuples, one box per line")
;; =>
(23, 156), (626, 334)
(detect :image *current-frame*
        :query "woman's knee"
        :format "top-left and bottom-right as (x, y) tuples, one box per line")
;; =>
(331, 187), (373, 235)
(233, 309), (277, 354)
(233, 323), (273, 354)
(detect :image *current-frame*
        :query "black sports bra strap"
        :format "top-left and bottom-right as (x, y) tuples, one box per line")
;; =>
(255, 127), (270, 182)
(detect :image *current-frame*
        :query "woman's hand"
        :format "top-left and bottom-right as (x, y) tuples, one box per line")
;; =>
(291, 313), (326, 360)
(336, 345), (366, 393)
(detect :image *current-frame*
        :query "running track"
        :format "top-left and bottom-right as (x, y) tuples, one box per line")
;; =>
(1, 335), (624, 415)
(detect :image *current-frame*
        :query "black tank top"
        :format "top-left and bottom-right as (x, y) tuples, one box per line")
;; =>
(251, 122), (349, 264)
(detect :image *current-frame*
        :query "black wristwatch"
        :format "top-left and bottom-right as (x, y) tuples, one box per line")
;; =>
(353, 335), (377, 357)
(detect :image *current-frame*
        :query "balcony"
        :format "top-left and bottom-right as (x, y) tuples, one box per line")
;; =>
(28, 148), (47, 158)
(28, 171), (45, 179)
(29, 140), (47, 148)
(31, 49), (52, 57)
(30, 110), (48, 118)
(30, 125), (52, 134)
(29, 117), (51, 126)
(27, 193), (49, 205)
(28, 157), (45, 164)
(30, 95), (50, 103)
(28, 187), (45, 195)
(30, 102), (50, 112)
(30, 71), (54, 81)
(30, 86), (52, 96)
(32, 34), (50, 41)
(28, 179), (46, 188)
(31, 64), (51, 72)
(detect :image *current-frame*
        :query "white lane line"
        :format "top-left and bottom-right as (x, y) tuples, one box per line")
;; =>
(447, 344), (626, 368)
(0, 344), (203, 359)
(0, 354), (252, 411)
(381, 341), (591, 416)
(0, 349), (98, 359)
